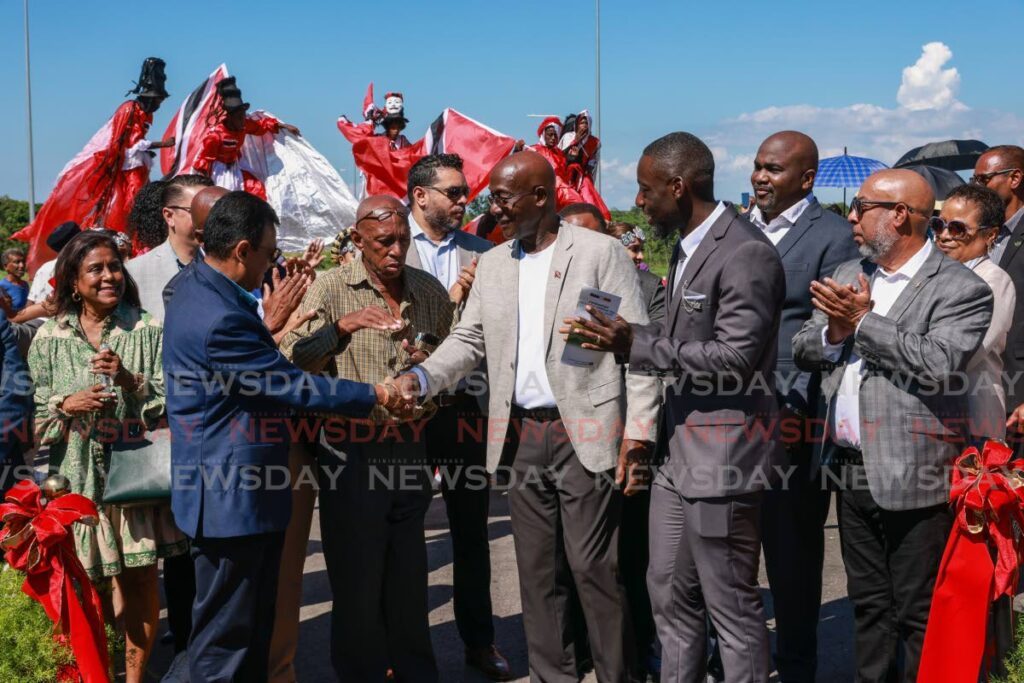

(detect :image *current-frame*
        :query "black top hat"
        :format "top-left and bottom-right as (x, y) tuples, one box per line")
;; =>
(46, 221), (81, 254)
(129, 57), (169, 99)
(217, 77), (250, 113)
(381, 112), (408, 128)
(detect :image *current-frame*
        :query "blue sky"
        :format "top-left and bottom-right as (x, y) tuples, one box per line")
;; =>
(2, 0), (1023, 211)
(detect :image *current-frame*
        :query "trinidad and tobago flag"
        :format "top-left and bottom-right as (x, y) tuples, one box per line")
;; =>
(160, 64), (229, 177)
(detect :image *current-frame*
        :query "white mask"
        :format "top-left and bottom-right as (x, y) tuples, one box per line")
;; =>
(384, 96), (404, 115)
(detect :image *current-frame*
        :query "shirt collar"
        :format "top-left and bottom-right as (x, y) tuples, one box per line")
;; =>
(1007, 206), (1024, 232)
(207, 264), (259, 310)
(878, 240), (933, 281)
(678, 201), (727, 258)
(343, 254), (417, 302)
(409, 214), (456, 246)
(964, 255), (988, 270)
(748, 194), (813, 232)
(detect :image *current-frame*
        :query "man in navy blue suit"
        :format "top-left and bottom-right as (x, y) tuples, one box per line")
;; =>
(747, 131), (860, 682)
(163, 191), (412, 682)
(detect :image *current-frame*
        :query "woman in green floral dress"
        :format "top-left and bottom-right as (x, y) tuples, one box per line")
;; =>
(27, 230), (185, 683)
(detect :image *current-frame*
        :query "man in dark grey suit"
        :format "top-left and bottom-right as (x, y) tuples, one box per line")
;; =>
(575, 132), (786, 683)
(404, 153), (511, 680)
(747, 131), (860, 682)
(793, 169), (992, 681)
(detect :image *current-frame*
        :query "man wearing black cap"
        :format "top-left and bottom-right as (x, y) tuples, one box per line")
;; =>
(23, 221), (81, 322)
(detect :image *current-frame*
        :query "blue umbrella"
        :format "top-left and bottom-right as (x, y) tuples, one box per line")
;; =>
(816, 148), (889, 205)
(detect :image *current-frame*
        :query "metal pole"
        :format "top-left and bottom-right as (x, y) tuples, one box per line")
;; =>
(595, 0), (601, 194)
(24, 0), (36, 221)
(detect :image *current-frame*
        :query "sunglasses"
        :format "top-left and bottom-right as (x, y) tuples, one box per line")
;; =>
(849, 196), (923, 217)
(356, 208), (410, 225)
(970, 168), (1018, 186)
(488, 190), (533, 209)
(928, 216), (996, 241)
(426, 185), (470, 202)
(619, 227), (646, 246)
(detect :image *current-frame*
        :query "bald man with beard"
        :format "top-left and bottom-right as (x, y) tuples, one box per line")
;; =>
(793, 169), (993, 681)
(281, 194), (456, 682)
(399, 152), (660, 682)
(747, 131), (859, 682)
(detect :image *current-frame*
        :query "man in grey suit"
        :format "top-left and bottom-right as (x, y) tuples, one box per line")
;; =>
(399, 152), (660, 682)
(404, 153), (511, 680)
(129, 174), (213, 320)
(748, 131), (860, 682)
(574, 132), (786, 683)
(793, 169), (993, 681)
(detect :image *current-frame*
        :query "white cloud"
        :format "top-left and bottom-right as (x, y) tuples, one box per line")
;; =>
(897, 42), (963, 111)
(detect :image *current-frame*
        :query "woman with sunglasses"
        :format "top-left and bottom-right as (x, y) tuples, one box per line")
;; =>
(931, 184), (1015, 442)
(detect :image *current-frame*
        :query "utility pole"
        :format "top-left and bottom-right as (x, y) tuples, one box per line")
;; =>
(24, 0), (37, 221)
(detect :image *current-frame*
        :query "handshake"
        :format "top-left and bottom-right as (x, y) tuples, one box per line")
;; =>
(373, 373), (423, 420)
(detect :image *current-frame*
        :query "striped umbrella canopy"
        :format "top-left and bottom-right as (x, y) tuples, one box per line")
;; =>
(816, 151), (889, 188)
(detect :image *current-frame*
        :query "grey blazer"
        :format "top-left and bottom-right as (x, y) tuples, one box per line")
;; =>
(405, 225), (492, 277)
(630, 205), (787, 498)
(792, 247), (993, 511)
(417, 223), (661, 473)
(127, 240), (182, 322)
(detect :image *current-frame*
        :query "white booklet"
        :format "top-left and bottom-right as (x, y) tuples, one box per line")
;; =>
(562, 286), (622, 367)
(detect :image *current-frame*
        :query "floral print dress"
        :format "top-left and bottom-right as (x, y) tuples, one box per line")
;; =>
(27, 304), (186, 580)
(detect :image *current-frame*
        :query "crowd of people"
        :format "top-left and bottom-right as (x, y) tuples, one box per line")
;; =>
(1, 126), (1023, 683)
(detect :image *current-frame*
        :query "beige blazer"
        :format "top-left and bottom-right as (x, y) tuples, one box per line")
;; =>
(418, 222), (660, 472)
(127, 240), (182, 323)
(966, 257), (1015, 439)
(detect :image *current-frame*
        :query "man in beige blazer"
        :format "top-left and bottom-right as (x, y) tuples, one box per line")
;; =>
(401, 152), (659, 682)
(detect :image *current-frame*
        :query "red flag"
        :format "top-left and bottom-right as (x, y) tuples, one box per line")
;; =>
(160, 64), (229, 177)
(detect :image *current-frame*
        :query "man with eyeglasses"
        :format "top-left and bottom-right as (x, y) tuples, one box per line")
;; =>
(743, 130), (860, 683)
(399, 151), (660, 682)
(792, 169), (993, 681)
(403, 154), (512, 679)
(972, 146), (1024, 433)
(281, 194), (456, 682)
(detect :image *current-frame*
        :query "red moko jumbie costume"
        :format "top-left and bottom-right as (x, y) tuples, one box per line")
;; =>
(13, 100), (154, 273)
(192, 115), (281, 199)
(532, 116), (609, 219)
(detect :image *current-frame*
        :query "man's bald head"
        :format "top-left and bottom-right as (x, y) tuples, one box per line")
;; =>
(488, 152), (558, 243)
(190, 186), (231, 237)
(862, 169), (935, 230)
(850, 169), (934, 267)
(751, 131), (820, 219)
(352, 195), (410, 281)
(974, 145), (1024, 216)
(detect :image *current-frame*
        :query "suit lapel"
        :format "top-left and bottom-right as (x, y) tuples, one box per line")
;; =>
(999, 212), (1024, 269)
(543, 226), (573, 355)
(454, 231), (474, 270)
(405, 236), (423, 270)
(773, 199), (820, 259)
(882, 246), (942, 323)
(667, 208), (731, 334)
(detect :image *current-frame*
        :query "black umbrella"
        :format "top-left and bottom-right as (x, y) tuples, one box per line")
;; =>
(903, 164), (966, 201)
(894, 139), (989, 172)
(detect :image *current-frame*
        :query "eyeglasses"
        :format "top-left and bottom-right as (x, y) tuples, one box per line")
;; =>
(849, 196), (923, 217)
(425, 185), (470, 202)
(488, 190), (533, 209)
(356, 208), (409, 225)
(619, 227), (646, 246)
(927, 216), (996, 241)
(166, 205), (193, 215)
(970, 168), (1018, 186)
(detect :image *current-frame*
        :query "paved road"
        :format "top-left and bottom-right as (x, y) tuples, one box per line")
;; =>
(151, 490), (854, 682)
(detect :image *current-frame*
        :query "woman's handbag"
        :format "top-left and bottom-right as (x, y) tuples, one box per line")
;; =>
(102, 421), (172, 508)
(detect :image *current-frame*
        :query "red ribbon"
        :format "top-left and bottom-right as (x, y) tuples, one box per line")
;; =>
(918, 440), (1024, 682)
(0, 480), (111, 683)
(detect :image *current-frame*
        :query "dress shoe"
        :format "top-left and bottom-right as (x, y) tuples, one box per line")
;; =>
(466, 645), (514, 681)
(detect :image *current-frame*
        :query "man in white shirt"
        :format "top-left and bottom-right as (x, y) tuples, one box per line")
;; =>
(746, 131), (860, 683)
(400, 152), (660, 682)
(793, 169), (993, 681)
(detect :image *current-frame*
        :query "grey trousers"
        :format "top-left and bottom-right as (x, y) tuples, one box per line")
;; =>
(647, 475), (770, 683)
(503, 416), (637, 682)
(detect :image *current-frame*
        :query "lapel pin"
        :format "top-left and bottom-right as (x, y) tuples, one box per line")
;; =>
(1015, 240), (1023, 247)
(554, 270), (562, 279)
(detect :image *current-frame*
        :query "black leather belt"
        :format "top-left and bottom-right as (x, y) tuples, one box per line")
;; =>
(510, 405), (561, 422)
(833, 446), (864, 467)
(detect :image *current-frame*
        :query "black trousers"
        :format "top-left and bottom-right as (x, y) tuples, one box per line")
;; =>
(163, 551), (196, 653)
(317, 422), (438, 683)
(761, 455), (831, 682)
(502, 416), (637, 682)
(837, 465), (953, 683)
(425, 394), (495, 650)
(188, 531), (285, 683)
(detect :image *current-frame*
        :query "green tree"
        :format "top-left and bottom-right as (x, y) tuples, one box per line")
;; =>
(608, 208), (674, 278)
(0, 196), (38, 256)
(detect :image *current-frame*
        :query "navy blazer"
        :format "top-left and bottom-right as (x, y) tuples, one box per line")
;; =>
(164, 260), (377, 539)
(0, 312), (32, 494)
(773, 199), (860, 416)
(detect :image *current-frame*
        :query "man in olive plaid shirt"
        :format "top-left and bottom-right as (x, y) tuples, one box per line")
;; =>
(280, 195), (454, 682)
